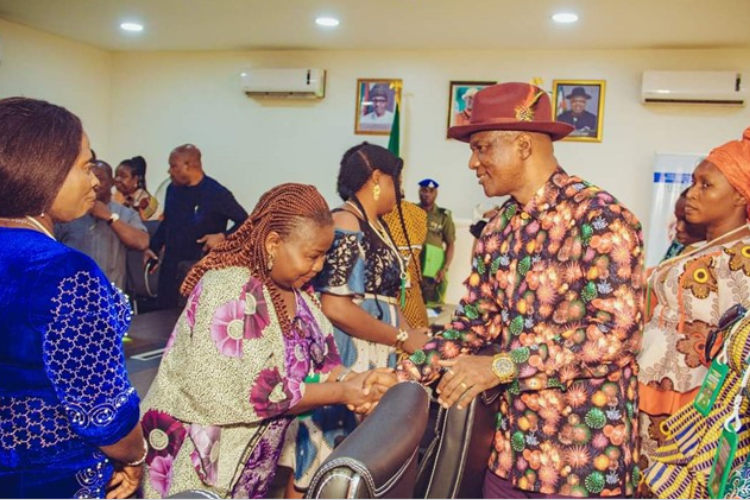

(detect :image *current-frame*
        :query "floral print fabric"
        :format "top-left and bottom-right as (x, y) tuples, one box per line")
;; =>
(398, 168), (644, 497)
(208, 277), (269, 357)
(638, 233), (750, 471)
(140, 268), (339, 498)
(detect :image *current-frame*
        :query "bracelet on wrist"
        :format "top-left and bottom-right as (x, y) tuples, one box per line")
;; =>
(335, 368), (352, 383)
(124, 437), (148, 467)
(395, 328), (409, 349)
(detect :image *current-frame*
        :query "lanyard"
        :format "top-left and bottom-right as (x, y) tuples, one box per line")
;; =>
(694, 314), (747, 417)
(345, 200), (408, 307)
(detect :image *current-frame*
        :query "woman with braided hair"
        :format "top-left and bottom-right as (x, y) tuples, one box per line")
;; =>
(113, 155), (160, 221)
(139, 183), (397, 498)
(280, 143), (432, 495)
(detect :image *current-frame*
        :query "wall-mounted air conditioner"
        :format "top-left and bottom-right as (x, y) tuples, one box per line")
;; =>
(241, 68), (326, 99)
(641, 71), (745, 106)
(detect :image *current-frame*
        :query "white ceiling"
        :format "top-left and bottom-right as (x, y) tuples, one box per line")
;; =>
(0, 0), (749, 52)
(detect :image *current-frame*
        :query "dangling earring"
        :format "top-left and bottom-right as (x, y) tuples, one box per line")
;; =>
(373, 183), (381, 201)
(266, 253), (275, 271)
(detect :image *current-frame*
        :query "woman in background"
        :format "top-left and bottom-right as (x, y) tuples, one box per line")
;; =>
(140, 183), (396, 498)
(639, 127), (750, 496)
(0, 97), (145, 498)
(281, 142), (431, 495)
(660, 187), (706, 262)
(114, 155), (160, 221)
(383, 197), (429, 329)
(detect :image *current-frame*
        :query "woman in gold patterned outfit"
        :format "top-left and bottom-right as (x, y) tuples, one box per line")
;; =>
(638, 127), (750, 496)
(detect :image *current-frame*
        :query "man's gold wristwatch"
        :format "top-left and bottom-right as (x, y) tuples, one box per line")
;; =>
(491, 353), (517, 384)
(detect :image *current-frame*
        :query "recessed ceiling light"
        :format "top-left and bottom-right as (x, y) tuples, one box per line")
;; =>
(315, 17), (340, 27)
(120, 22), (144, 32)
(551, 12), (578, 24)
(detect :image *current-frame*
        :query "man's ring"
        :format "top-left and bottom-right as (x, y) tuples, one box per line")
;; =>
(460, 381), (468, 390)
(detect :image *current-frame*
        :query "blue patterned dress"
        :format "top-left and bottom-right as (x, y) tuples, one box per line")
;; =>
(0, 228), (140, 498)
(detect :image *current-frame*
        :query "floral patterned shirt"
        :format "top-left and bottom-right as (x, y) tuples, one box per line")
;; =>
(398, 168), (645, 497)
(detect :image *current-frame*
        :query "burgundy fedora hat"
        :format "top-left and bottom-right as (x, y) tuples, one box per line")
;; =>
(448, 82), (574, 143)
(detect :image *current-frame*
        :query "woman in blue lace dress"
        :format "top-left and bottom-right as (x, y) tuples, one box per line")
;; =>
(0, 97), (146, 498)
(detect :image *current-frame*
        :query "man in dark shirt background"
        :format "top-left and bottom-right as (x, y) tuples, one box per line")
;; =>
(145, 144), (247, 309)
(556, 86), (598, 138)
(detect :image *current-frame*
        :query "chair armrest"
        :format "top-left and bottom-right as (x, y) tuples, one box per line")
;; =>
(306, 382), (430, 499)
(415, 345), (502, 499)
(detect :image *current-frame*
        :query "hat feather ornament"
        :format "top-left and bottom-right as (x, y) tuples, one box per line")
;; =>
(514, 86), (545, 122)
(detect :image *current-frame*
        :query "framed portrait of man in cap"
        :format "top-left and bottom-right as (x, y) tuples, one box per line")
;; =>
(355, 78), (402, 135)
(447, 80), (495, 138)
(552, 80), (606, 142)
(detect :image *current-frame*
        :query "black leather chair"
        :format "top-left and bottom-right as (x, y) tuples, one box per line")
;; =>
(415, 346), (502, 499)
(306, 382), (430, 499)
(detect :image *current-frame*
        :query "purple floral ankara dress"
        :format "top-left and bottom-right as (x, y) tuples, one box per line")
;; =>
(140, 267), (340, 498)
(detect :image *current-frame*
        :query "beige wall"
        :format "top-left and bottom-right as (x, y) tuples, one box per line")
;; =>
(106, 49), (750, 226)
(2, 17), (750, 300)
(106, 48), (750, 303)
(0, 18), (112, 154)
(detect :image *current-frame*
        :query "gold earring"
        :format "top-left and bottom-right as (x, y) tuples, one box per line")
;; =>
(373, 183), (381, 201)
(266, 253), (275, 271)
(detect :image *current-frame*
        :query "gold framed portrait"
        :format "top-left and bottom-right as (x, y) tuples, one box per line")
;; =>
(355, 78), (402, 135)
(552, 80), (606, 143)
(446, 81), (495, 138)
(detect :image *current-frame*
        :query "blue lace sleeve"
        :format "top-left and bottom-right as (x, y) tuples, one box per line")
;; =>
(40, 252), (140, 446)
(313, 229), (366, 297)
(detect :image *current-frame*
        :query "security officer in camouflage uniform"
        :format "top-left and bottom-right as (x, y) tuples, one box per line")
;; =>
(418, 178), (455, 305)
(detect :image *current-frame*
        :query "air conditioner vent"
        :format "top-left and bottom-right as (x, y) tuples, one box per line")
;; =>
(641, 71), (745, 106)
(241, 68), (326, 99)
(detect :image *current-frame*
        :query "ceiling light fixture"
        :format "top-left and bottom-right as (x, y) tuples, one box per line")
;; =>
(551, 12), (579, 24)
(120, 22), (144, 32)
(315, 17), (340, 28)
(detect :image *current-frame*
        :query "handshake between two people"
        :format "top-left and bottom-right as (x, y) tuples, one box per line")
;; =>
(341, 354), (502, 415)
(338, 367), (400, 416)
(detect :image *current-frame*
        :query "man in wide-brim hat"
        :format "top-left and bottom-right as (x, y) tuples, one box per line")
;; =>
(397, 82), (645, 498)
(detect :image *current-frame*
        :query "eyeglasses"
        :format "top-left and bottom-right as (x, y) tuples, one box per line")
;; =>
(705, 303), (747, 363)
